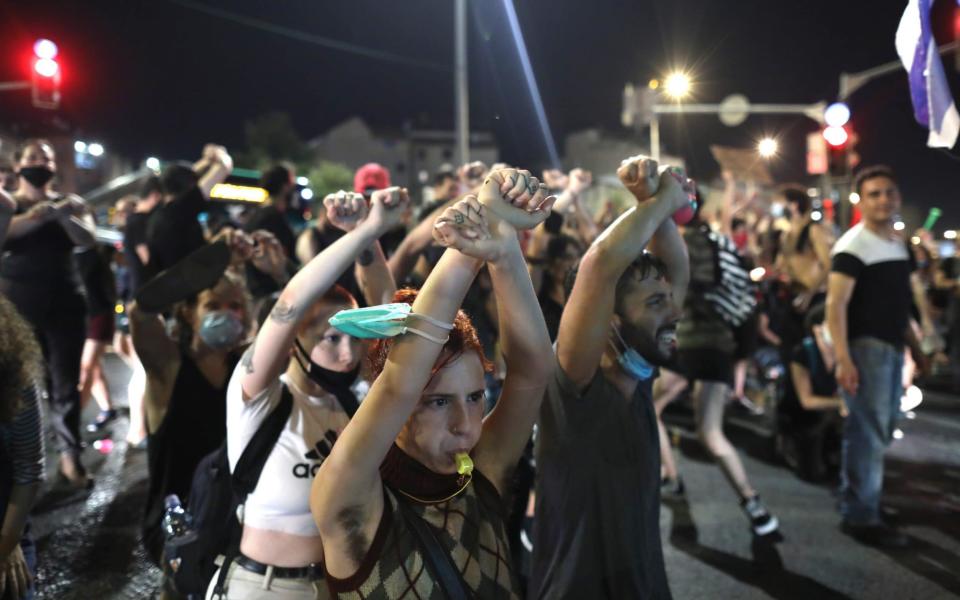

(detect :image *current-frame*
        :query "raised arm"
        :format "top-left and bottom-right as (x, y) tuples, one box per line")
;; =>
(312, 243), (482, 577)
(311, 170), (552, 573)
(239, 188), (408, 399)
(387, 199), (452, 284)
(465, 174), (556, 490)
(128, 301), (179, 377)
(557, 157), (687, 389)
(354, 239), (396, 306)
(195, 144), (233, 199)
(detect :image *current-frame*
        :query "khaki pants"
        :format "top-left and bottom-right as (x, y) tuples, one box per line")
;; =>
(206, 562), (329, 600)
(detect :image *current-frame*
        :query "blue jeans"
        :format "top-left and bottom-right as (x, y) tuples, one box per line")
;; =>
(840, 337), (903, 525)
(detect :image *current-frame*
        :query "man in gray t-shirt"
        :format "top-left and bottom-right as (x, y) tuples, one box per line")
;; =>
(530, 156), (690, 599)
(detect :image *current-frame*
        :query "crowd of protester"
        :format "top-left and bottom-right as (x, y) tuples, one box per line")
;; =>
(0, 135), (956, 599)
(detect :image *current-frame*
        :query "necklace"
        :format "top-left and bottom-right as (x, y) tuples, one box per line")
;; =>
(393, 474), (473, 505)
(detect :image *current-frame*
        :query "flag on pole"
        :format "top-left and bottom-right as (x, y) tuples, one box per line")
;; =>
(895, 0), (960, 149)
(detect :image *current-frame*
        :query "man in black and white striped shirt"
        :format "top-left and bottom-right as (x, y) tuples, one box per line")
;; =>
(675, 210), (777, 538)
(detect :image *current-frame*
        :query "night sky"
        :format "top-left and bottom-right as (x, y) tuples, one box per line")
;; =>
(2, 0), (959, 227)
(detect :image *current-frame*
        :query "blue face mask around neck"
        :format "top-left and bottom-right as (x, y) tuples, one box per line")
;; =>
(610, 324), (654, 381)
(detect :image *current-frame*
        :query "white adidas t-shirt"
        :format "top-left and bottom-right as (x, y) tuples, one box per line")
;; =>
(225, 364), (364, 536)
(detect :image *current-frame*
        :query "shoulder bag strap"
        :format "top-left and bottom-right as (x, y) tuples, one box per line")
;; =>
(393, 494), (470, 600)
(231, 384), (294, 496)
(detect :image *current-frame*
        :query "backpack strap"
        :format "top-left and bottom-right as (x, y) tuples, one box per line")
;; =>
(393, 495), (470, 600)
(231, 384), (294, 496)
(212, 384), (294, 599)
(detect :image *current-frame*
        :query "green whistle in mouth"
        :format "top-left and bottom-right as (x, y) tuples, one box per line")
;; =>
(455, 453), (474, 477)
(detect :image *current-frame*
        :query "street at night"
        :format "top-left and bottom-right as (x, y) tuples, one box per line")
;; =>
(3, 1), (960, 599)
(26, 358), (960, 599)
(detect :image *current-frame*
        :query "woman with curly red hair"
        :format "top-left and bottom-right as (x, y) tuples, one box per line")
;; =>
(310, 169), (555, 598)
(0, 294), (46, 599)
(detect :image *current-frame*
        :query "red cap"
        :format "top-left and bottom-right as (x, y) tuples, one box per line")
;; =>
(354, 163), (391, 194)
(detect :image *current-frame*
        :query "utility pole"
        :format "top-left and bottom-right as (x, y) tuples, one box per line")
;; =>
(454, 0), (469, 166)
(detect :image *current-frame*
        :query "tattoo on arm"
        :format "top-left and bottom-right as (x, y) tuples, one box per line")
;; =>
(337, 505), (369, 566)
(241, 341), (256, 374)
(357, 249), (374, 267)
(269, 300), (298, 324)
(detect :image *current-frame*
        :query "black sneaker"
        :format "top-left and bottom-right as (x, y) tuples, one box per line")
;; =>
(841, 521), (908, 548)
(742, 495), (779, 536)
(86, 409), (118, 433)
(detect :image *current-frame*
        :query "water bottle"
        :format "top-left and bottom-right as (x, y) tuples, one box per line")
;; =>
(162, 494), (193, 540)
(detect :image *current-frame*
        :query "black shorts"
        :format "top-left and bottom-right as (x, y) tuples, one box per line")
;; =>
(676, 348), (734, 386)
(733, 312), (760, 361)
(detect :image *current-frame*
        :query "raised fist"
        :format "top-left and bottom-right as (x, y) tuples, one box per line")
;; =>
(567, 168), (592, 195)
(477, 168), (556, 231)
(366, 186), (410, 233)
(324, 190), (368, 233)
(541, 169), (568, 190)
(433, 195), (504, 262)
(458, 161), (489, 189)
(617, 155), (659, 201)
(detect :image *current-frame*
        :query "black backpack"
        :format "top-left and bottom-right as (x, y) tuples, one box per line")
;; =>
(164, 385), (293, 597)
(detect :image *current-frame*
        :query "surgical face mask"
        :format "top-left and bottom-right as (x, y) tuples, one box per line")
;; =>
(18, 166), (55, 189)
(610, 325), (654, 381)
(329, 303), (453, 344)
(198, 310), (245, 350)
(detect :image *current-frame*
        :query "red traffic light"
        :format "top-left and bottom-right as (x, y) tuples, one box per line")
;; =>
(34, 57), (59, 78)
(30, 38), (61, 109)
(822, 126), (848, 147)
(33, 39), (59, 60)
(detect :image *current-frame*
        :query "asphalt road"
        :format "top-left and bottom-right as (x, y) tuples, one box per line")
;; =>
(28, 354), (960, 599)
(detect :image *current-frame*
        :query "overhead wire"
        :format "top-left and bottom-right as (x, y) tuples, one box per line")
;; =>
(164, 0), (450, 73)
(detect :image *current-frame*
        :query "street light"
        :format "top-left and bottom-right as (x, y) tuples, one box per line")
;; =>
(945, 230), (957, 240)
(88, 143), (104, 157)
(849, 192), (860, 205)
(758, 137), (778, 158)
(145, 157), (160, 171)
(74, 140), (87, 153)
(663, 72), (691, 100)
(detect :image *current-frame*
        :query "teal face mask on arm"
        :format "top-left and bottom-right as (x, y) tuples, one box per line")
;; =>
(328, 303), (453, 344)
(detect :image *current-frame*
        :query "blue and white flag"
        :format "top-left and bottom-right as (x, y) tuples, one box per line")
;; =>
(895, 0), (960, 149)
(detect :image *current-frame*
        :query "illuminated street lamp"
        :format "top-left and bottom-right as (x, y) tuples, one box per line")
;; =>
(758, 137), (778, 158)
(849, 192), (860, 205)
(663, 72), (691, 100)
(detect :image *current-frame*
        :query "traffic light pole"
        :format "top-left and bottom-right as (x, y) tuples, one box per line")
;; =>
(0, 81), (30, 92)
(649, 102), (825, 162)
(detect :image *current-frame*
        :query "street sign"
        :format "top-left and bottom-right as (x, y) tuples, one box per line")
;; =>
(806, 132), (827, 175)
(719, 94), (750, 127)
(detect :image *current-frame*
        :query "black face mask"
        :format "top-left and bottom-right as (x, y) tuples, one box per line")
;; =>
(19, 166), (55, 189)
(293, 339), (360, 417)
